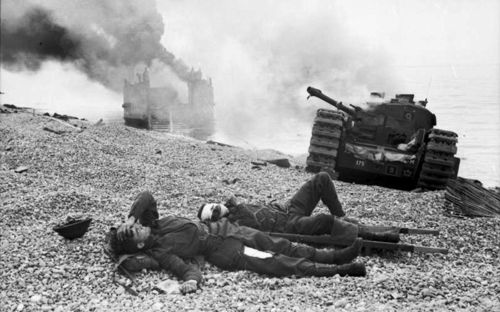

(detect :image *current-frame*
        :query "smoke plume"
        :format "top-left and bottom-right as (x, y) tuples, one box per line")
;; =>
(1, 8), (81, 69)
(1, 0), (402, 152)
(156, 1), (401, 146)
(1, 0), (195, 91)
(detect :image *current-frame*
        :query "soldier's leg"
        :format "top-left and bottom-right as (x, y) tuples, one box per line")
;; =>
(130, 191), (159, 226)
(285, 214), (334, 235)
(285, 214), (359, 245)
(240, 252), (366, 277)
(131, 191), (156, 211)
(288, 172), (344, 217)
(236, 225), (362, 265)
(205, 238), (245, 271)
(208, 243), (366, 277)
(235, 225), (317, 259)
(357, 226), (400, 243)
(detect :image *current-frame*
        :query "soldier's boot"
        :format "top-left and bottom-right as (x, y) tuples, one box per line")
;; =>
(335, 262), (366, 276)
(120, 253), (160, 272)
(358, 227), (400, 243)
(314, 262), (367, 277)
(314, 238), (363, 265)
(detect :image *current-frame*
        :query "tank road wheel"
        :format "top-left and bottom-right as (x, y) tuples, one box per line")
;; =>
(417, 129), (458, 190)
(306, 109), (344, 173)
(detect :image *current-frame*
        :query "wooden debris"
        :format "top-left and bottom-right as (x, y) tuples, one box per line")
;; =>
(43, 115), (84, 132)
(222, 178), (240, 185)
(445, 177), (500, 217)
(14, 166), (29, 173)
(43, 127), (65, 135)
(206, 140), (234, 147)
(52, 112), (79, 121)
(251, 161), (267, 166)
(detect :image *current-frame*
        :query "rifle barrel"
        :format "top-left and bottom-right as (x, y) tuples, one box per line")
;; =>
(269, 232), (354, 246)
(269, 233), (448, 254)
(401, 228), (440, 236)
(362, 225), (439, 236)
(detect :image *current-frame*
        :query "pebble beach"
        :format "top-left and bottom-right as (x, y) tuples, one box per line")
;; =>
(1, 108), (499, 312)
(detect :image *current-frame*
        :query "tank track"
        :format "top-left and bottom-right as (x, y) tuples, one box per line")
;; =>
(306, 109), (344, 173)
(417, 129), (458, 190)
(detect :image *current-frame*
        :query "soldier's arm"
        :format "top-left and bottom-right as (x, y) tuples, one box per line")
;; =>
(118, 191), (159, 240)
(227, 204), (260, 228)
(152, 250), (203, 293)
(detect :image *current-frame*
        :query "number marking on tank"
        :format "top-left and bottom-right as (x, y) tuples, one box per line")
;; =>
(355, 159), (365, 167)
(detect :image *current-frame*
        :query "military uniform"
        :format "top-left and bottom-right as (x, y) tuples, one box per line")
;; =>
(125, 191), (365, 283)
(222, 172), (359, 243)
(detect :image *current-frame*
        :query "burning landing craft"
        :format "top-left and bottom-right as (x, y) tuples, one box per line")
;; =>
(123, 68), (215, 139)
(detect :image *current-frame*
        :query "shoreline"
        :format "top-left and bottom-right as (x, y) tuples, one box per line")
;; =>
(1, 107), (499, 311)
(5, 103), (499, 187)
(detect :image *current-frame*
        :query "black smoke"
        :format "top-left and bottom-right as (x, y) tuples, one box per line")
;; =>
(0, 0), (197, 91)
(1, 8), (81, 70)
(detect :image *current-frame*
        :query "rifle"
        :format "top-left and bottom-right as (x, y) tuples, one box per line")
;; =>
(361, 225), (440, 236)
(269, 232), (448, 254)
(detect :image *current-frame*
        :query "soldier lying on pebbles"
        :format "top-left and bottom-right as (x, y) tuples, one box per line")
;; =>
(108, 191), (366, 294)
(198, 172), (400, 243)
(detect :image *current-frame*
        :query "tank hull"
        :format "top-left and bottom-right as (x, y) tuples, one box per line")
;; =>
(306, 97), (460, 190)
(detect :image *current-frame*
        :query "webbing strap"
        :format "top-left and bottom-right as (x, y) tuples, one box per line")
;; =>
(103, 246), (138, 296)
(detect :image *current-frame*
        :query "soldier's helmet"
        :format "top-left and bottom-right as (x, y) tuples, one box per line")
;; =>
(53, 217), (92, 240)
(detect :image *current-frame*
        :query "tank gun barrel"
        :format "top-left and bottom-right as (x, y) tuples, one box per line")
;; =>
(307, 86), (356, 115)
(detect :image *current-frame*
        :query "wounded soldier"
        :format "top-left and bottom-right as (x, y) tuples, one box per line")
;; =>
(108, 191), (366, 294)
(198, 172), (399, 244)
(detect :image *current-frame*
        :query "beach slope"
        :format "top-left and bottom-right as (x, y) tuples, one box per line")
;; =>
(1, 110), (498, 311)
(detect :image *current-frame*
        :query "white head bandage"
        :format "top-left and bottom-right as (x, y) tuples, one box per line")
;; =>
(200, 203), (216, 221)
(199, 203), (229, 221)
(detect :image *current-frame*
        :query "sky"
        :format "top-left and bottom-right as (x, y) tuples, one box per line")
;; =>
(153, 0), (499, 142)
(1, 0), (498, 122)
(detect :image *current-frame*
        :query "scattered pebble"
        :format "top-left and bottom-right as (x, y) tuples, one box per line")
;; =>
(30, 294), (42, 303)
(1, 111), (498, 311)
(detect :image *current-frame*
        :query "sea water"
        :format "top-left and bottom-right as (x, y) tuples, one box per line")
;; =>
(400, 64), (500, 187)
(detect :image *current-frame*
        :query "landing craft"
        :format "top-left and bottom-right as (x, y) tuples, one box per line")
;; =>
(122, 68), (215, 139)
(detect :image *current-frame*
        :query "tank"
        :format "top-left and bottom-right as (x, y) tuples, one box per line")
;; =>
(305, 86), (460, 190)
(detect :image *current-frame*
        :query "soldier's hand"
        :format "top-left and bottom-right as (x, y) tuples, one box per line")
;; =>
(179, 280), (198, 295)
(117, 217), (136, 241)
(225, 196), (238, 208)
(125, 216), (136, 227)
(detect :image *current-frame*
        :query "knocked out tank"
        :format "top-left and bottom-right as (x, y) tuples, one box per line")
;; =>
(305, 86), (460, 190)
